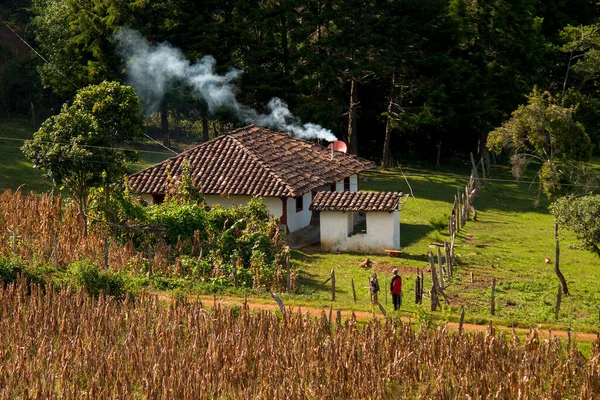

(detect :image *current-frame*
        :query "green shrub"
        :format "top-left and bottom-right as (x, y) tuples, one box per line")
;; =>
(0, 257), (48, 286)
(67, 260), (126, 299)
(0, 256), (23, 283)
(429, 214), (450, 232)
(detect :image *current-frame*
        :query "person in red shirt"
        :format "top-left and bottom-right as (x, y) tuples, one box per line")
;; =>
(390, 268), (402, 310)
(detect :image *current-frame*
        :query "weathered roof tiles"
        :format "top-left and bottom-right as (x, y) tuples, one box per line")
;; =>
(310, 191), (403, 212)
(128, 125), (375, 197)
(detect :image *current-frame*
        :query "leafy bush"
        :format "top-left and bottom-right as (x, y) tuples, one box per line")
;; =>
(0, 257), (48, 286)
(0, 256), (23, 283)
(67, 260), (126, 299)
(107, 187), (288, 290)
(429, 214), (449, 232)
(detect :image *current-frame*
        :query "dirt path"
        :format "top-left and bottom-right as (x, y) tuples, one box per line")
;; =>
(156, 292), (599, 342)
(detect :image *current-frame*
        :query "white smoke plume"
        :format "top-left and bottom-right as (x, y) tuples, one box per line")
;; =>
(114, 27), (337, 142)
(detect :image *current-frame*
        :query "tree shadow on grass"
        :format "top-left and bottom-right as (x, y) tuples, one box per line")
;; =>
(401, 223), (434, 247)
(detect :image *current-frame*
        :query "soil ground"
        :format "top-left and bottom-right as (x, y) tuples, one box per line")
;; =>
(154, 292), (599, 342)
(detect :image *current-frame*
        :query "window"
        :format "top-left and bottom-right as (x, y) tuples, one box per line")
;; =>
(344, 177), (350, 192)
(295, 196), (303, 212)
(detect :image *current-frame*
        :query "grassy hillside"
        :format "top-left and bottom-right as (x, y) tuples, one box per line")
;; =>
(289, 162), (600, 333)
(0, 118), (172, 192)
(2, 117), (599, 333)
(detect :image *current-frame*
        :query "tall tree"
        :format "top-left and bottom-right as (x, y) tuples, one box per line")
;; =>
(446, 0), (548, 159)
(487, 88), (592, 294)
(22, 82), (144, 232)
(551, 195), (600, 258)
(31, 0), (141, 96)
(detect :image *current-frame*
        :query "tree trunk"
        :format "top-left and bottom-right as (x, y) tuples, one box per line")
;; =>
(280, 1), (289, 77)
(554, 221), (569, 295)
(382, 71), (396, 169)
(478, 132), (490, 179)
(347, 78), (359, 155)
(161, 105), (170, 147)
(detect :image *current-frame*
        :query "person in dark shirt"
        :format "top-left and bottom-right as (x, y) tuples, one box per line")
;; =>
(390, 268), (402, 310)
(370, 273), (380, 304)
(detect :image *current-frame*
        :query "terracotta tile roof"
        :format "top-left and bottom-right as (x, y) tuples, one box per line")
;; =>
(128, 125), (375, 197)
(310, 191), (403, 212)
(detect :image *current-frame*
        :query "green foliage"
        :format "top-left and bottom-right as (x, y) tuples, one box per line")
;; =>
(551, 195), (600, 257)
(429, 214), (449, 232)
(22, 82), (144, 209)
(487, 88), (592, 198)
(109, 187), (286, 290)
(67, 259), (126, 299)
(0, 256), (25, 284)
(0, 256), (50, 286)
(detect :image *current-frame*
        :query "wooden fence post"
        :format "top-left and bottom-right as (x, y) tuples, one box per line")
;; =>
(415, 271), (421, 304)
(419, 269), (424, 303)
(429, 251), (439, 311)
(285, 246), (291, 293)
(331, 268), (336, 301)
(270, 292), (287, 318)
(103, 236), (109, 270)
(351, 278), (357, 303)
(146, 244), (153, 277)
(555, 284), (562, 320)
(437, 246), (444, 289)
(491, 278), (497, 316)
(470, 271), (474, 283)
(444, 240), (452, 276)
(459, 306), (465, 335)
(384, 276), (388, 306)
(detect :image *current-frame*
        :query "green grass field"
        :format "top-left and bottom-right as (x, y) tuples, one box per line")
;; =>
(288, 163), (600, 333)
(2, 118), (599, 333)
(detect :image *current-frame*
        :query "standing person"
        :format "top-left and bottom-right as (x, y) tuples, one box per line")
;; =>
(390, 268), (402, 310)
(370, 273), (380, 304)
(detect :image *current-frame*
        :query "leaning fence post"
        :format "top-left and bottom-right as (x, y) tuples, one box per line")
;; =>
(459, 306), (465, 335)
(351, 278), (357, 303)
(555, 284), (562, 320)
(270, 292), (287, 318)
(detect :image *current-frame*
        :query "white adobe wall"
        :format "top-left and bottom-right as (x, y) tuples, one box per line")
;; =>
(320, 210), (400, 254)
(285, 191), (313, 233)
(141, 194), (153, 204)
(334, 175), (358, 192)
(319, 211), (353, 251)
(204, 195), (284, 219)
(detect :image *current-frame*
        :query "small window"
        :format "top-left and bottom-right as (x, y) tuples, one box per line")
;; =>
(344, 177), (351, 192)
(295, 196), (303, 212)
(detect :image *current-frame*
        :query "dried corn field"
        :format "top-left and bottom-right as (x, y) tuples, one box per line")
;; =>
(1, 280), (599, 399)
(0, 190), (147, 273)
(0, 190), (287, 284)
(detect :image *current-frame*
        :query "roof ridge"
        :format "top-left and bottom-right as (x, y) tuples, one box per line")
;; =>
(230, 128), (300, 197)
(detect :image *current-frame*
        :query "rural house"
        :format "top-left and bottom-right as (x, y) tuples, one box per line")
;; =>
(310, 191), (404, 254)
(127, 125), (375, 233)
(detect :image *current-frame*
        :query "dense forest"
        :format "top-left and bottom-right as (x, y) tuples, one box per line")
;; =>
(1, 0), (600, 164)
